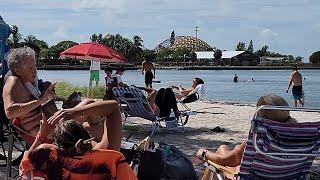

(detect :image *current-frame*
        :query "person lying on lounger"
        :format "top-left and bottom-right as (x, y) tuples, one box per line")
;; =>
(134, 86), (180, 118)
(196, 94), (296, 180)
(19, 101), (133, 179)
(171, 77), (204, 99)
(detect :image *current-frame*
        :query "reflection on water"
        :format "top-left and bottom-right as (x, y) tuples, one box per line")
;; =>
(38, 69), (320, 108)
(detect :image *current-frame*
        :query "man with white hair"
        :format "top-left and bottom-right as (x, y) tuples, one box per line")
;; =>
(3, 47), (115, 144)
(2, 47), (56, 140)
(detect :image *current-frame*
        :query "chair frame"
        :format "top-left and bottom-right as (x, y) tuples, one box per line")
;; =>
(6, 121), (29, 179)
(113, 87), (188, 136)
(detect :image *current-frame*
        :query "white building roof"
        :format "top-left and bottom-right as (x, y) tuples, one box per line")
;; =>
(195, 51), (215, 59)
(195, 51), (246, 59)
(222, 51), (245, 58)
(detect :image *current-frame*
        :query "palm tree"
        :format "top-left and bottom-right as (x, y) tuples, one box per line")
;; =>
(129, 35), (144, 63)
(90, 33), (98, 42)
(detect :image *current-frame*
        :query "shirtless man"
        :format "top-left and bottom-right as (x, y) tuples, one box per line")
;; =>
(286, 66), (303, 107)
(142, 57), (155, 88)
(3, 47), (56, 137)
(3, 47), (110, 143)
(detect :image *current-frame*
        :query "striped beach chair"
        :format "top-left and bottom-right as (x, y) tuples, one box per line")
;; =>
(203, 106), (320, 180)
(239, 106), (320, 179)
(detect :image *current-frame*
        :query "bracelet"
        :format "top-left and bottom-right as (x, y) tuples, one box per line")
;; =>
(36, 133), (47, 143)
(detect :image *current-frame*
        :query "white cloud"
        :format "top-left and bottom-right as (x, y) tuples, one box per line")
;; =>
(260, 29), (278, 37)
(53, 25), (69, 39)
(1, 0), (320, 59)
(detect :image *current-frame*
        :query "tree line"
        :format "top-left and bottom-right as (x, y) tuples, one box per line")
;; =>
(6, 25), (320, 65)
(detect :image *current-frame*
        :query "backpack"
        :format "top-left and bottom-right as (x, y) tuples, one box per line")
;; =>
(160, 144), (197, 180)
(121, 141), (197, 180)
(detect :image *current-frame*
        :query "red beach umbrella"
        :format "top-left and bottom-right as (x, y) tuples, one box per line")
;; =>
(60, 42), (126, 63)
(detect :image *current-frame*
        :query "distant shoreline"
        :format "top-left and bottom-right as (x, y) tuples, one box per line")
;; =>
(37, 65), (320, 70)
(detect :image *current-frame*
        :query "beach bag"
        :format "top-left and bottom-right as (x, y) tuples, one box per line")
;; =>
(120, 147), (164, 180)
(121, 137), (164, 180)
(160, 144), (197, 180)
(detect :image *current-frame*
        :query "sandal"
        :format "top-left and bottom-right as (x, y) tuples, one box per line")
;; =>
(210, 126), (225, 133)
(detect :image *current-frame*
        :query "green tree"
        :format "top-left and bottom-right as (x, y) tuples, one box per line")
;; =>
(8, 25), (22, 48)
(90, 33), (98, 42)
(24, 35), (49, 50)
(142, 49), (156, 62)
(128, 35), (144, 63)
(49, 40), (78, 59)
(309, 51), (320, 64)
(235, 42), (246, 51)
(156, 48), (173, 62)
(214, 49), (222, 60)
(172, 48), (190, 62)
(255, 45), (269, 57)
(170, 30), (175, 47)
(295, 56), (303, 62)
(247, 40), (253, 53)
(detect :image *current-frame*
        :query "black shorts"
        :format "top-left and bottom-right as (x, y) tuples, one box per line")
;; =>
(145, 71), (153, 84)
(292, 86), (303, 100)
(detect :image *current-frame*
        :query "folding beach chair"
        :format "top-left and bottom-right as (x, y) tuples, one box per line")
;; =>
(201, 105), (320, 180)
(0, 77), (28, 178)
(113, 86), (186, 136)
(178, 84), (205, 125)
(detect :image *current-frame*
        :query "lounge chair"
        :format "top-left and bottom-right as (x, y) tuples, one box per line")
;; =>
(201, 105), (320, 180)
(178, 84), (205, 125)
(112, 86), (186, 136)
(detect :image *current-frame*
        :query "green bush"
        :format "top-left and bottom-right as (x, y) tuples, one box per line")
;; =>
(55, 82), (105, 99)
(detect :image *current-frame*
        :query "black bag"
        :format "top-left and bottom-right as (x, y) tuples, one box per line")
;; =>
(120, 148), (164, 180)
(160, 144), (197, 180)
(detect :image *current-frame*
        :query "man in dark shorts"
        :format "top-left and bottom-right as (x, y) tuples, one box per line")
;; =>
(286, 66), (303, 107)
(142, 57), (155, 88)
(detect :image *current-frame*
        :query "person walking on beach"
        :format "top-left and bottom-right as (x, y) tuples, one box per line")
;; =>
(89, 59), (100, 87)
(286, 66), (304, 107)
(142, 57), (155, 88)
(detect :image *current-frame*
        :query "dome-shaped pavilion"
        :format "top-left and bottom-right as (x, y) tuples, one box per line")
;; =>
(155, 35), (214, 51)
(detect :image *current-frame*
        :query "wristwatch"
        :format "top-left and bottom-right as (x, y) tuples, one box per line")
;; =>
(201, 150), (207, 159)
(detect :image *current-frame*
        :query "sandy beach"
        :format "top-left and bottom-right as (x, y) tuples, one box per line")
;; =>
(124, 101), (320, 179)
(1, 100), (319, 179)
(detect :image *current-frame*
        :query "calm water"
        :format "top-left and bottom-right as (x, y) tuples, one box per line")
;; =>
(38, 69), (320, 108)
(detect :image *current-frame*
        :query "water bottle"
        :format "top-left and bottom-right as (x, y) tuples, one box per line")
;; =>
(130, 158), (140, 176)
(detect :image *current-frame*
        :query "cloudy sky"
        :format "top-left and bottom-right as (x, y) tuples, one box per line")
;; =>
(1, 0), (320, 61)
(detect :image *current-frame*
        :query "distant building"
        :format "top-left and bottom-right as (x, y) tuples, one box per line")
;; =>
(195, 51), (260, 66)
(155, 36), (214, 52)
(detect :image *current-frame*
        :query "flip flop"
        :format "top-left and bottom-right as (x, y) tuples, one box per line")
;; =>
(210, 126), (225, 133)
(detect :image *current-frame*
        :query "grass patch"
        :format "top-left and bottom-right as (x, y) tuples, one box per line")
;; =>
(55, 82), (105, 99)
(123, 124), (141, 132)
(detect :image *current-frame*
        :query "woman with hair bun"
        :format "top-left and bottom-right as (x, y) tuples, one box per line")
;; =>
(19, 101), (136, 180)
